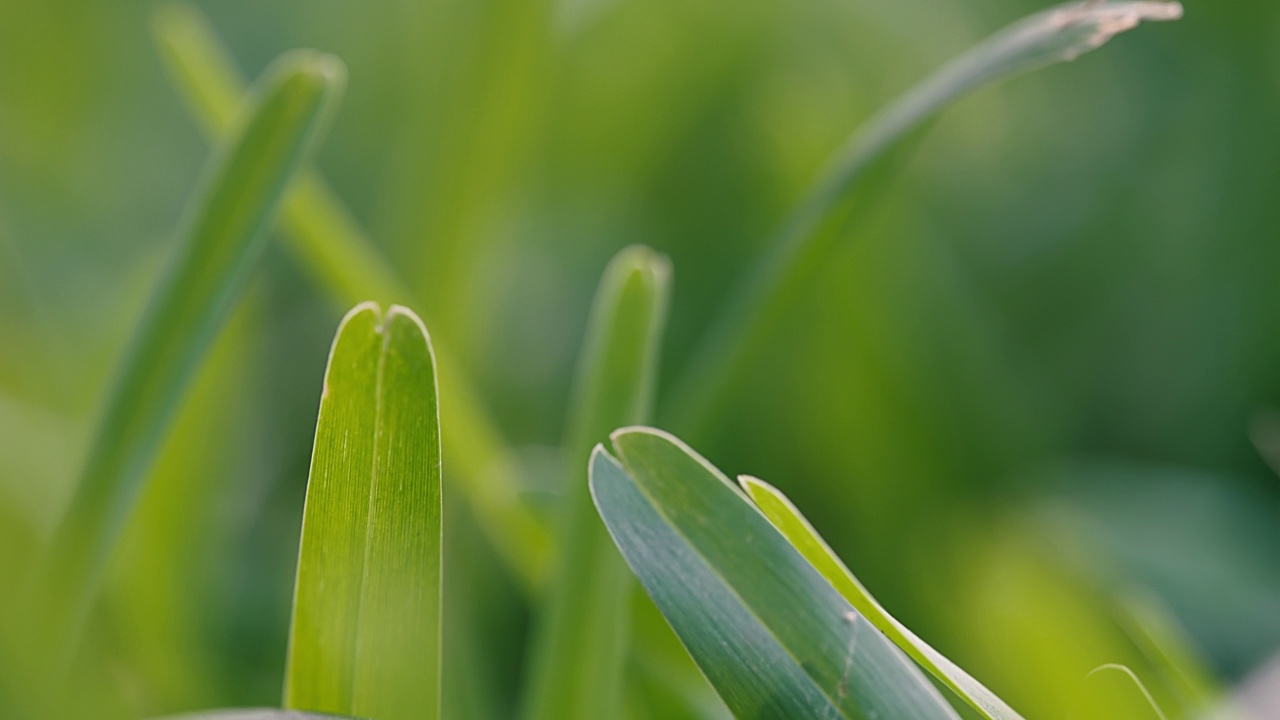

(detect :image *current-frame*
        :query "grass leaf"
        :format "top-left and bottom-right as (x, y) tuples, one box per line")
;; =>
(36, 50), (345, 655)
(519, 246), (671, 720)
(591, 428), (961, 719)
(1086, 664), (1170, 720)
(284, 304), (442, 720)
(739, 475), (1026, 720)
(669, 0), (1184, 432)
(152, 1), (552, 590)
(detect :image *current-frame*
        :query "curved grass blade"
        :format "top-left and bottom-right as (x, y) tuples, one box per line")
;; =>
(152, 2), (551, 589)
(1086, 664), (1169, 720)
(284, 304), (442, 720)
(668, 0), (1184, 432)
(591, 428), (961, 720)
(739, 475), (1025, 720)
(36, 50), (345, 655)
(519, 246), (671, 720)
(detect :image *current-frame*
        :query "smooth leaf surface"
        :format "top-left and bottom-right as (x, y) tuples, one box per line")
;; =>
(284, 303), (441, 720)
(669, 0), (1184, 432)
(520, 246), (671, 720)
(153, 2), (551, 589)
(591, 428), (960, 720)
(739, 475), (1025, 720)
(154, 711), (353, 720)
(37, 50), (344, 655)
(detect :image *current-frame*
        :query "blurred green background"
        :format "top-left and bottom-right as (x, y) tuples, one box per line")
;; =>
(1, 0), (1278, 718)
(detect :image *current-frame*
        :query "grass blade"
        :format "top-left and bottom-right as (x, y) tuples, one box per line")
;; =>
(592, 428), (961, 719)
(284, 303), (442, 720)
(739, 475), (1026, 720)
(668, 0), (1184, 432)
(152, 2), (551, 590)
(519, 246), (671, 720)
(1086, 664), (1169, 720)
(36, 50), (344, 655)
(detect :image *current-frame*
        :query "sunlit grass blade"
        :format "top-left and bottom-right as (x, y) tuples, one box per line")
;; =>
(284, 303), (441, 720)
(739, 475), (1025, 720)
(668, 0), (1184, 432)
(519, 246), (671, 720)
(1086, 664), (1169, 720)
(36, 50), (345, 656)
(152, 1), (551, 590)
(591, 428), (961, 719)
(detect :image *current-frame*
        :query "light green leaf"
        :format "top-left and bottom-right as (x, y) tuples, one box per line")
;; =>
(591, 428), (961, 720)
(153, 711), (355, 720)
(739, 474), (1025, 720)
(152, 1), (552, 590)
(36, 50), (344, 655)
(520, 246), (671, 720)
(284, 303), (442, 720)
(669, 0), (1184, 432)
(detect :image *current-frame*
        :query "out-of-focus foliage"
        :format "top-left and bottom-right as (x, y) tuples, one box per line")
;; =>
(0, 0), (1277, 718)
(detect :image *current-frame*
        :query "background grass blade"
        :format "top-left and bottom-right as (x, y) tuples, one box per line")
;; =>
(152, 1), (551, 590)
(1086, 664), (1169, 720)
(668, 0), (1185, 432)
(591, 428), (962, 720)
(284, 303), (442, 720)
(739, 475), (1025, 720)
(519, 246), (671, 720)
(35, 51), (345, 655)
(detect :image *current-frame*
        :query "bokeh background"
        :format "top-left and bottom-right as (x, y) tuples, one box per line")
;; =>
(1, 0), (1278, 718)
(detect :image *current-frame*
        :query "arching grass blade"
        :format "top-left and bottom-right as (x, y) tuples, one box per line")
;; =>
(669, 1), (1184, 432)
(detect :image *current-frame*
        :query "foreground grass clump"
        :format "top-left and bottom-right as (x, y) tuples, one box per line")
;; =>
(12, 2), (1264, 720)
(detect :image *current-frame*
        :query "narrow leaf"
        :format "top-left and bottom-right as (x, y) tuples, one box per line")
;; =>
(284, 303), (442, 720)
(592, 428), (961, 720)
(152, 1), (551, 589)
(1086, 664), (1170, 720)
(740, 475), (1025, 720)
(669, 0), (1184, 432)
(36, 50), (344, 654)
(1115, 588), (1221, 715)
(520, 246), (671, 720)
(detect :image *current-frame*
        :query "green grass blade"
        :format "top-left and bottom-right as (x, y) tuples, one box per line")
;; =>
(519, 246), (671, 720)
(36, 51), (344, 655)
(739, 475), (1026, 720)
(591, 428), (961, 720)
(668, 0), (1184, 432)
(1086, 664), (1169, 720)
(284, 303), (442, 720)
(152, 1), (552, 590)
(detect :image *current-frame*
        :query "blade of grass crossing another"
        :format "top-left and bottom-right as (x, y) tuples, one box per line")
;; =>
(592, 429), (961, 720)
(36, 51), (344, 657)
(519, 246), (671, 720)
(739, 475), (1026, 720)
(284, 304), (442, 720)
(669, 0), (1185, 433)
(152, 1), (552, 589)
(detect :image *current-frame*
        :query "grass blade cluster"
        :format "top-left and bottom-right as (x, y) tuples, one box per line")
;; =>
(36, 50), (344, 656)
(519, 246), (671, 720)
(591, 428), (960, 719)
(152, 1), (551, 589)
(739, 475), (1026, 720)
(284, 304), (442, 720)
(670, 0), (1184, 432)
